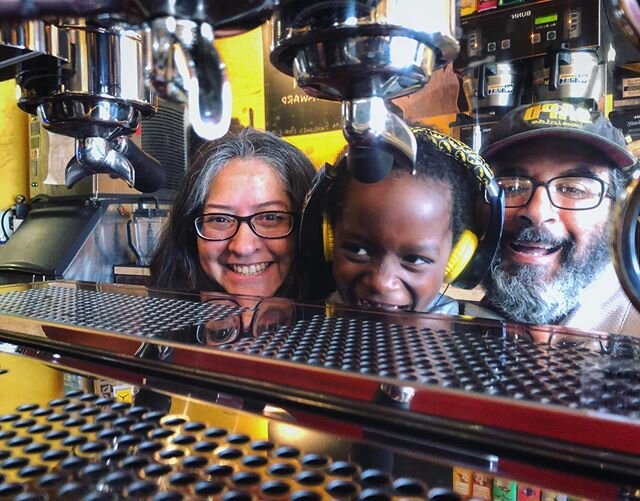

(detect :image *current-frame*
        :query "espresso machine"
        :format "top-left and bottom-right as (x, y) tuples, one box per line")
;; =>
(0, 2), (639, 500)
(0, 2), (275, 283)
(452, 0), (605, 150)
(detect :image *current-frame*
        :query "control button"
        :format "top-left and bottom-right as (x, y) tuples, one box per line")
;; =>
(501, 39), (511, 49)
(547, 31), (557, 41)
(531, 33), (541, 44)
(487, 42), (497, 52)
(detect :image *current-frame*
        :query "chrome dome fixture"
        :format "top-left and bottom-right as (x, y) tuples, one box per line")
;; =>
(270, 0), (460, 182)
(0, 1), (275, 191)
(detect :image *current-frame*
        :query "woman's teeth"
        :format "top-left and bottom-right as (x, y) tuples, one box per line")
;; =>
(229, 263), (269, 276)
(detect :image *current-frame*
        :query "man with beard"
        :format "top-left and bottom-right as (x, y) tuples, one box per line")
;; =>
(478, 101), (640, 335)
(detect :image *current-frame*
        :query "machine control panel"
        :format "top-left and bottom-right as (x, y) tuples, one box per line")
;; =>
(459, 0), (600, 65)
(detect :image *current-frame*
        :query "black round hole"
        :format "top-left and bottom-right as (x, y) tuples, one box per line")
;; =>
(250, 440), (274, 451)
(172, 434), (196, 446)
(80, 463), (109, 480)
(393, 477), (426, 497)
(38, 472), (65, 487)
(358, 488), (391, 501)
(2, 456), (29, 469)
(261, 480), (291, 496)
(103, 471), (132, 488)
(227, 433), (250, 444)
(127, 480), (158, 497)
(149, 428), (174, 439)
(360, 469), (391, 487)
(162, 416), (187, 427)
(275, 446), (300, 458)
(159, 448), (185, 460)
(296, 470), (324, 486)
(232, 471), (261, 486)
(41, 449), (68, 462)
(301, 453), (329, 468)
(143, 463), (172, 477)
(223, 490), (252, 501)
(329, 461), (358, 477)
(57, 481), (86, 497)
(427, 487), (462, 501)
(269, 462), (296, 476)
(243, 455), (268, 468)
(291, 491), (321, 501)
(194, 440), (217, 453)
(182, 455), (208, 469)
(18, 464), (48, 478)
(204, 427), (228, 438)
(169, 472), (198, 486)
(0, 482), (23, 497)
(326, 479), (358, 497)
(121, 455), (150, 470)
(218, 447), (243, 460)
(194, 480), (225, 496)
(138, 441), (163, 454)
(206, 464), (234, 477)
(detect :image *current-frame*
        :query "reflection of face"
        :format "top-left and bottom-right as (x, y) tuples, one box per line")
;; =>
(332, 172), (453, 312)
(197, 158), (295, 297)
(483, 140), (612, 324)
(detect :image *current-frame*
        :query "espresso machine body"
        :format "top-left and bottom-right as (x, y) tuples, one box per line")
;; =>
(453, 0), (603, 151)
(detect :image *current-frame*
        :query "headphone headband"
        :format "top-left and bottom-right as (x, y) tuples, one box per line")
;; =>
(412, 126), (496, 187)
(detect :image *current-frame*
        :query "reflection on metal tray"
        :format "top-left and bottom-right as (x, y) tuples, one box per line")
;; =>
(0, 286), (246, 337)
(1, 281), (640, 471)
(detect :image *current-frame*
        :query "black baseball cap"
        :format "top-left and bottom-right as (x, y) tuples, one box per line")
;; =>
(479, 101), (636, 169)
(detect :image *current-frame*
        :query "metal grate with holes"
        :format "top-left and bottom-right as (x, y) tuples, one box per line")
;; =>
(0, 287), (245, 337)
(0, 391), (450, 500)
(218, 315), (640, 418)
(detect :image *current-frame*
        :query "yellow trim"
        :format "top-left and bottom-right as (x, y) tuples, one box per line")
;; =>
(322, 214), (335, 262)
(444, 229), (478, 283)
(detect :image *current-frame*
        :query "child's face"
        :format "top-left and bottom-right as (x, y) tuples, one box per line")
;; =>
(332, 172), (454, 312)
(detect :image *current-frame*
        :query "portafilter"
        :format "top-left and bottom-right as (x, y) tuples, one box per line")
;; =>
(270, 0), (460, 183)
(0, 1), (275, 191)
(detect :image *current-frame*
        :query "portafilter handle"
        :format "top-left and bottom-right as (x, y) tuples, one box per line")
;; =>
(342, 97), (417, 183)
(612, 164), (640, 313)
(146, 17), (232, 140)
(65, 136), (165, 193)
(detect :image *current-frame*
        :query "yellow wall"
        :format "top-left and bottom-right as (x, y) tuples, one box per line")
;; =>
(0, 80), (29, 206)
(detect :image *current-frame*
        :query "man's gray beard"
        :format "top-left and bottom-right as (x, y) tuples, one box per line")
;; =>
(482, 225), (610, 325)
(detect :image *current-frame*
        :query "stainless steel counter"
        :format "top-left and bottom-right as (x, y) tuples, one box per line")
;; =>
(0, 280), (638, 499)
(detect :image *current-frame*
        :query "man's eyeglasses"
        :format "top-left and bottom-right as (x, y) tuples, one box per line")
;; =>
(194, 211), (296, 241)
(486, 175), (613, 210)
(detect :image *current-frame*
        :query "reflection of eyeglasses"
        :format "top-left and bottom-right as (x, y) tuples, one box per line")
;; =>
(196, 297), (296, 346)
(484, 175), (613, 210)
(194, 211), (296, 241)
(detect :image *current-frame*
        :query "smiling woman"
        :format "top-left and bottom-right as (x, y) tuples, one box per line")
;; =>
(150, 129), (316, 298)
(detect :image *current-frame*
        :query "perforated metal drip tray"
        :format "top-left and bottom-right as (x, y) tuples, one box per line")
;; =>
(0, 390), (454, 501)
(217, 316), (640, 417)
(1, 282), (640, 433)
(0, 284), (246, 338)
(1, 283), (640, 417)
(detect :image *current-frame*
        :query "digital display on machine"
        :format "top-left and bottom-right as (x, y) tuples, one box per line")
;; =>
(535, 13), (559, 25)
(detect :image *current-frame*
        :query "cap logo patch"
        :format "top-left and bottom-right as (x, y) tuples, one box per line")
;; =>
(522, 102), (591, 128)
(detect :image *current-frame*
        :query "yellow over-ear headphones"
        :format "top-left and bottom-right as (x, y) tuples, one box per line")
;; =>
(320, 214), (479, 284)
(300, 127), (504, 300)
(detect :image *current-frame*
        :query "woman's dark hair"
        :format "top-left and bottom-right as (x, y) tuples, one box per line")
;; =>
(328, 128), (478, 244)
(150, 128), (316, 297)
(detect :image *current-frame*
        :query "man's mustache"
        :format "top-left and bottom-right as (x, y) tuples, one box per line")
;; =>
(504, 226), (573, 250)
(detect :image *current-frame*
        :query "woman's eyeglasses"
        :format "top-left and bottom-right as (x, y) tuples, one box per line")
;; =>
(485, 175), (613, 210)
(194, 211), (296, 241)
